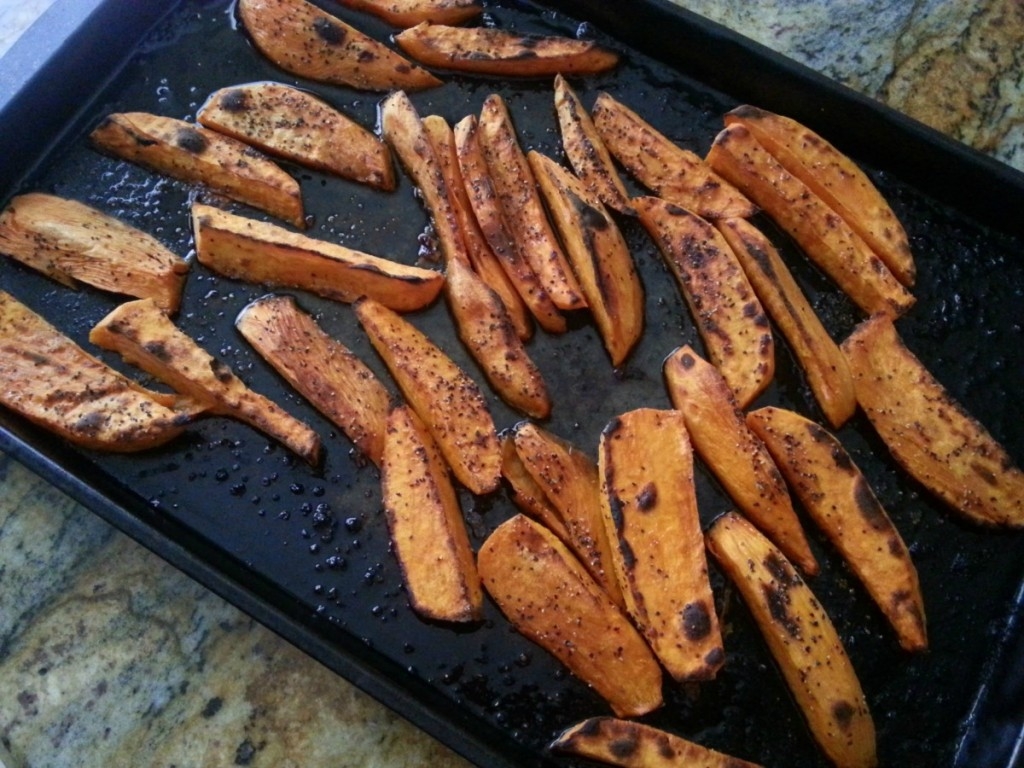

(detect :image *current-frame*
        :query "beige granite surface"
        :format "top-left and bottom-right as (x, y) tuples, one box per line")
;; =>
(1, 2), (1022, 768)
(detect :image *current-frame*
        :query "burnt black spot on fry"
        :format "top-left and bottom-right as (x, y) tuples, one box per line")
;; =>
(636, 482), (657, 511)
(144, 340), (171, 362)
(619, 536), (636, 570)
(220, 89), (248, 112)
(210, 357), (234, 383)
(679, 351), (695, 369)
(681, 600), (711, 640)
(609, 734), (639, 759)
(832, 699), (856, 730)
(175, 127), (208, 154)
(312, 17), (346, 45)
(762, 583), (801, 639)
(853, 475), (889, 531)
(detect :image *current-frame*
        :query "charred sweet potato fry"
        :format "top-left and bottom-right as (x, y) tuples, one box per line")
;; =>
(747, 406), (927, 651)
(499, 432), (571, 543)
(191, 203), (443, 312)
(664, 345), (817, 575)
(382, 404), (483, 622)
(599, 408), (725, 682)
(354, 297), (501, 494)
(91, 112), (304, 228)
(725, 105), (915, 286)
(706, 124), (914, 318)
(636, 196), (772, 408)
(235, 293), (391, 466)
(591, 92), (755, 220)
(706, 512), (877, 768)
(0, 290), (202, 452)
(336, 0), (481, 27)
(237, 0), (441, 91)
(841, 314), (1024, 527)
(478, 514), (663, 717)
(717, 216), (855, 427)
(90, 298), (321, 465)
(551, 717), (763, 768)
(0, 193), (188, 313)
(197, 82), (395, 190)
(394, 22), (618, 77)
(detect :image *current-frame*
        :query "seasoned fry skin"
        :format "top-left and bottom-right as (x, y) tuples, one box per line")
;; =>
(0, 290), (201, 452)
(706, 124), (915, 318)
(499, 432), (571, 543)
(197, 82), (395, 190)
(747, 406), (927, 651)
(550, 717), (763, 768)
(725, 105), (915, 287)
(478, 514), (663, 718)
(591, 92), (755, 220)
(530, 152), (644, 367)
(841, 314), (1024, 527)
(394, 22), (618, 77)
(0, 193), (188, 314)
(91, 112), (304, 228)
(382, 404), (483, 622)
(90, 298), (321, 465)
(237, 0), (441, 91)
(636, 196), (773, 408)
(599, 408), (725, 682)
(717, 216), (855, 427)
(664, 345), (817, 575)
(353, 297), (501, 495)
(235, 293), (391, 466)
(336, 0), (481, 27)
(706, 512), (877, 768)
(191, 203), (443, 312)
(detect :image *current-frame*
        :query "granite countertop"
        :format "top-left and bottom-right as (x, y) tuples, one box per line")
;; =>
(1, 2), (1022, 767)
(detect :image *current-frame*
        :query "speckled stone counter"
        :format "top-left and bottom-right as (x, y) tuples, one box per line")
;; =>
(1, 2), (1022, 767)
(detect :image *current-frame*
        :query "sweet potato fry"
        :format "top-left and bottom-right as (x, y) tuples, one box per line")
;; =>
(706, 512), (877, 768)
(725, 105), (915, 286)
(706, 124), (915, 318)
(499, 432), (570, 543)
(91, 112), (304, 228)
(90, 298), (321, 465)
(664, 345), (817, 575)
(394, 22), (618, 77)
(0, 193), (188, 314)
(478, 514), (663, 717)
(235, 293), (391, 466)
(336, 0), (481, 27)
(382, 404), (483, 622)
(353, 297), (500, 494)
(599, 408), (725, 681)
(197, 82), (395, 190)
(191, 203), (443, 312)
(747, 406), (927, 651)
(529, 152), (643, 366)
(841, 314), (1024, 527)
(636, 196), (773, 407)
(237, 0), (441, 91)
(716, 216), (855, 427)
(591, 92), (755, 220)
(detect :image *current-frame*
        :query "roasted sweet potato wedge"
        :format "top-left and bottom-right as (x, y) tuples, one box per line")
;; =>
(747, 406), (927, 651)
(664, 345), (817, 575)
(237, 0), (441, 91)
(191, 203), (443, 311)
(353, 296), (500, 494)
(477, 94), (586, 311)
(551, 717), (763, 768)
(0, 290), (201, 452)
(530, 151), (644, 367)
(636, 196), (773, 408)
(706, 124), (914, 318)
(90, 298), (321, 465)
(91, 111), (304, 228)
(197, 82), (395, 190)
(841, 314), (1024, 527)
(599, 408), (725, 682)
(453, 114), (566, 333)
(591, 92), (755, 220)
(478, 514), (663, 717)
(381, 404), (483, 622)
(725, 105), (915, 287)
(499, 432), (570, 543)
(717, 216), (855, 427)
(394, 22), (618, 77)
(706, 512), (877, 768)
(0, 193), (188, 314)
(336, 0), (481, 27)
(235, 293), (391, 466)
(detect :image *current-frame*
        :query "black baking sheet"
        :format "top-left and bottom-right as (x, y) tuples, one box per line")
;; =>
(1, 1), (1022, 766)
